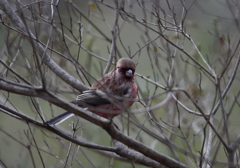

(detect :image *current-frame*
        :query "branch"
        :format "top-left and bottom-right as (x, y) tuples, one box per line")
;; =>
(202, 115), (213, 168)
(105, 121), (189, 168)
(113, 140), (166, 168)
(0, 77), (109, 125)
(212, 49), (240, 115)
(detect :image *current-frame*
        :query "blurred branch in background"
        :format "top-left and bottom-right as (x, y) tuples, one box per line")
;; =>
(0, 0), (240, 168)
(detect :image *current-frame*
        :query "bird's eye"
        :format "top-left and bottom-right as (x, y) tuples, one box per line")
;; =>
(118, 67), (123, 72)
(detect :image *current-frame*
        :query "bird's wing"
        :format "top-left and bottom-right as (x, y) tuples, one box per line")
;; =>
(112, 85), (132, 97)
(72, 85), (132, 107)
(71, 89), (111, 106)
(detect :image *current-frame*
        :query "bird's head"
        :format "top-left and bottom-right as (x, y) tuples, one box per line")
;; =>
(115, 58), (136, 79)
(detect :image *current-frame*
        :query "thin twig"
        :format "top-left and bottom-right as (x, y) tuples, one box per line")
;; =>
(103, 0), (119, 75)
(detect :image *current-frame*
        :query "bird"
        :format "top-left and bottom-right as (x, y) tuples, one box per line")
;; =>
(46, 58), (138, 125)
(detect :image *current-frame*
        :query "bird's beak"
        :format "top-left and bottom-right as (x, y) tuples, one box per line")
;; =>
(125, 69), (133, 77)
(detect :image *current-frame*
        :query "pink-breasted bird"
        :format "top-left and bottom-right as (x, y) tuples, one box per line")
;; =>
(47, 58), (138, 125)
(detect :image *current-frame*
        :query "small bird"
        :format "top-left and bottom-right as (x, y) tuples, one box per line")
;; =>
(47, 58), (138, 125)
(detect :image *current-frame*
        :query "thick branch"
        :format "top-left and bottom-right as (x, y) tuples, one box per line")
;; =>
(114, 140), (166, 168)
(105, 125), (189, 168)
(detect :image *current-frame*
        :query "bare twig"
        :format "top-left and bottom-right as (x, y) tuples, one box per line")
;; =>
(103, 0), (120, 75)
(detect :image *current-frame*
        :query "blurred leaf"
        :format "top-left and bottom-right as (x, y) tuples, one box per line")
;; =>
(6, 60), (10, 65)
(218, 35), (225, 46)
(172, 35), (182, 39)
(196, 44), (201, 51)
(89, 2), (97, 9)
(187, 85), (203, 101)
(86, 36), (95, 51)
(153, 47), (158, 52)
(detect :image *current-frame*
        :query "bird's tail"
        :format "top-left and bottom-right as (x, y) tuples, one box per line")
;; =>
(46, 112), (74, 126)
